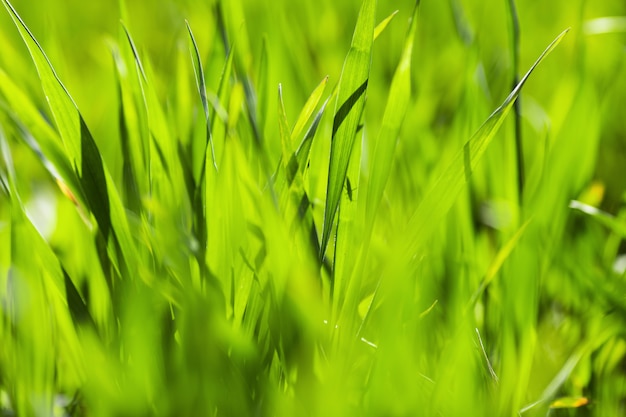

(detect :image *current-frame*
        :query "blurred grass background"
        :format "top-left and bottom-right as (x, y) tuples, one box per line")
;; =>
(0, 0), (625, 416)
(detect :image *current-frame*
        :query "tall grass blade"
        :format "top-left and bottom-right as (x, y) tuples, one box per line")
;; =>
(295, 97), (330, 177)
(1, 0), (139, 281)
(1, 126), (84, 414)
(365, 1), (419, 235)
(335, 0), (419, 328)
(320, 0), (377, 259)
(0, 72), (82, 206)
(291, 76), (328, 147)
(506, 0), (524, 197)
(186, 21), (217, 172)
(1, 0), (111, 238)
(401, 29), (569, 259)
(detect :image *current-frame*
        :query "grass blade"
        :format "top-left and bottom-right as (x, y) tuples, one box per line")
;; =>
(1, 0), (111, 239)
(291, 76), (329, 146)
(374, 10), (399, 41)
(320, 0), (377, 259)
(278, 83), (295, 182)
(295, 97), (330, 177)
(401, 28), (569, 259)
(365, 1), (419, 234)
(186, 21), (217, 172)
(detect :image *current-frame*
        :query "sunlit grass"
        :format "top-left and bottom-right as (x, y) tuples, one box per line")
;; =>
(1, 0), (625, 416)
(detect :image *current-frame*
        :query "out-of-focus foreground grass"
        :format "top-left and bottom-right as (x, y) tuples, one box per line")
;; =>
(0, 0), (625, 416)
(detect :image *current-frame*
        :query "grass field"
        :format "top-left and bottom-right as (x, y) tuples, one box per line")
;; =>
(0, 0), (625, 416)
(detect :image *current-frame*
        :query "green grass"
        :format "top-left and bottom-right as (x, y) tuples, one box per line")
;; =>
(0, 0), (625, 416)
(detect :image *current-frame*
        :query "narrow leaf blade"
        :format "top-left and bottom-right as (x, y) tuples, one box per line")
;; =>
(320, 0), (377, 258)
(401, 29), (569, 259)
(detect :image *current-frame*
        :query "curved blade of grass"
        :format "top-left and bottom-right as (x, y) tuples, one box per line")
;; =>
(401, 28), (569, 259)
(2, 0), (111, 239)
(1, 125), (84, 397)
(186, 20), (217, 172)
(334, 1), (420, 323)
(0, 71), (83, 206)
(520, 329), (611, 414)
(2, 1), (139, 282)
(365, 1), (419, 234)
(320, 0), (377, 259)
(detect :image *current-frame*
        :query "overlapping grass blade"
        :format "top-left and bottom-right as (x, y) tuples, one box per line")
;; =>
(0, 70), (82, 205)
(400, 28), (569, 259)
(275, 83), (328, 260)
(2, 0), (138, 277)
(295, 97), (330, 177)
(112, 51), (142, 214)
(320, 0), (377, 259)
(334, 1), (420, 326)
(2, 0), (111, 238)
(467, 219), (531, 307)
(1, 126), (84, 415)
(186, 21), (217, 172)
(365, 1), (419, 235)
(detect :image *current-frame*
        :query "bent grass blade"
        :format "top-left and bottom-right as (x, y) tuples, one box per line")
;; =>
(2, 0), (138, 275)
(400, 29), (569, 260)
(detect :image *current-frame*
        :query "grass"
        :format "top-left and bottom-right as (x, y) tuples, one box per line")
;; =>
(0, 0), (625, 416)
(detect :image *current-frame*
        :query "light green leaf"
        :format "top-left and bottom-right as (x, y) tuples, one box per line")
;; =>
(373, 10), (399, 41)
(2, 0), (112, 239)
(291, 76), (329, 147)
(400, 28), (569, 259)
(320, 0), (377, 259)
(365, 1), (419, 234)
(186, 21), (217, 172)
(295, 97), (330, 177)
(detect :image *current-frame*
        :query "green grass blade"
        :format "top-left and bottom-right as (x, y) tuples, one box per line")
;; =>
(333, 1), (420, 330)
(1, 126), (84, 412)
(291, 76), (328, 146)
(278, 84), (294, 182)
(365, 2), (419, 234)
(295, 97), (330, 177)
(112, 54), (142, 214)
(2, 0), (112, 239)
(401, 28), (569, 259)
(373, 10), (398, 41)
(1, 0), (80, 166)
(1, 2), (140, 287)
(467, 219), (531, 308)
(0, 71), (83, 204)
(186, 21), (217, 172)
(320, 0), (377, 259)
